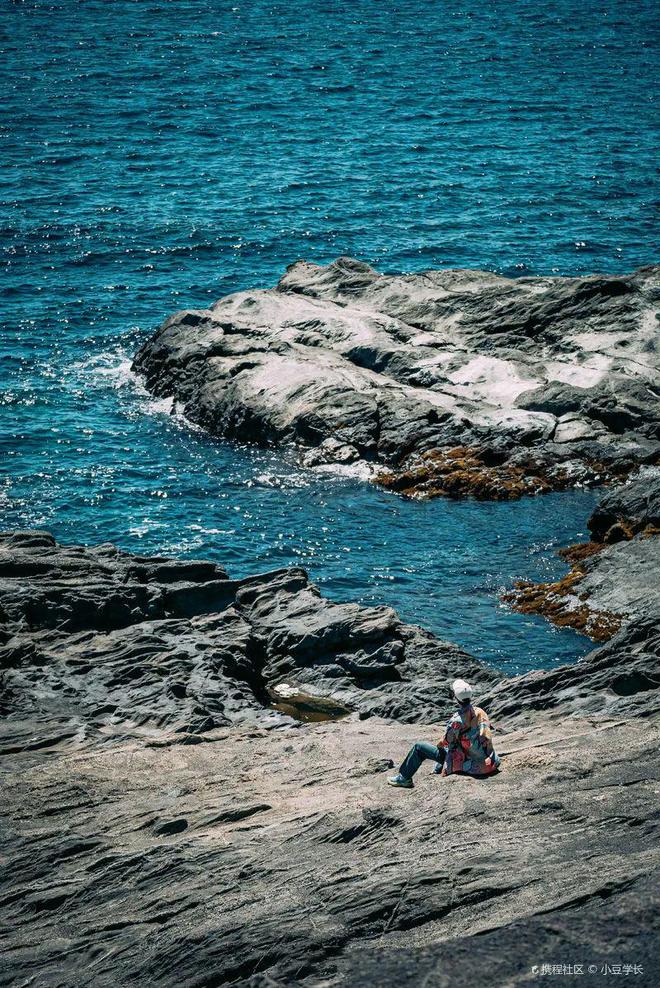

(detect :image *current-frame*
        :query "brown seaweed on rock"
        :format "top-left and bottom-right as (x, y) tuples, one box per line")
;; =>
(504, 473), (660, 641)
(132, 258), (660, 502)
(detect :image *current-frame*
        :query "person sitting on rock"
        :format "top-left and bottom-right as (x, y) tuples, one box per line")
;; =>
(387, 678), (500, 789)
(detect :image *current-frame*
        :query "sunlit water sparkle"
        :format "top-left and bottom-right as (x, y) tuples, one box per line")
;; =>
(3, 0), (657, 674)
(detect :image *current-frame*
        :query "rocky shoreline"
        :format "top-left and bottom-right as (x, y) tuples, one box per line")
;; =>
(3, 260), (659, 985)
(0, 530), (496, 739)
(506, 472), (660, 643)
(2, 496), (659, 984)
(133, 257), (660, 500)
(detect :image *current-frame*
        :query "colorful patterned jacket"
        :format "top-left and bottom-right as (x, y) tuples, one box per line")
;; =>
(439, 703), (500, 776)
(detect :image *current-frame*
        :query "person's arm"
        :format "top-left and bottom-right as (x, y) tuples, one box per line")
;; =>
(441, 715), (461, 750)
(476, 710), (494, 754)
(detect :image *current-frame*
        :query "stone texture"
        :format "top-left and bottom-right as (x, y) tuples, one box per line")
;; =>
(1, 680), (658, 987)
(0, 531), (494, 739)
(588, 472), (660, 541)
(1, 530), (658, 986)
(133, 257), (660, 499)
(505, 472), (660, 643)
(483, 615), (660, 722)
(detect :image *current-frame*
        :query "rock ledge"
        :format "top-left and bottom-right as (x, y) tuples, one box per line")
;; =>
(133, 257), (660, 499)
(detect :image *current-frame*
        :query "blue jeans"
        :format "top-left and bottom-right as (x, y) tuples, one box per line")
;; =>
(399, 741), (446, 780)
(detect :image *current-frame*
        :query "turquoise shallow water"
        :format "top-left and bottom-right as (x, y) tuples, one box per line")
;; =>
(2, 1), (657, 673)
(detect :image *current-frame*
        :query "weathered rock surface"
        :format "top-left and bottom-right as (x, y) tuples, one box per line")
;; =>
(588, 472), (660, 541)
(505, 472), (660, 643)
(1, 531), (659, 986)
(483, 615), (660, 722)
(0, 531), (494, 740)
(133, 257), (660, 499)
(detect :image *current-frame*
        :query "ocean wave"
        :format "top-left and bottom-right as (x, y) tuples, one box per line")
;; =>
(67, 350), (211, 429)
(311, 460), (376, 482)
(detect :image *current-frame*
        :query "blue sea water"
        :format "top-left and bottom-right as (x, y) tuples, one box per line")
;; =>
(1, 1), (658, 674)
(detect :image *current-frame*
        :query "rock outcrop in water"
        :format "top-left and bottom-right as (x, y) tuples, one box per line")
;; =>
(2, 530), (659, 986)
(133, 257), (660, 499)
(506, 472), (660, 643)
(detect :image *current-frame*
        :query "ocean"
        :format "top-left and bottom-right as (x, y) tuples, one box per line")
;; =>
(2, 0), (657, 673)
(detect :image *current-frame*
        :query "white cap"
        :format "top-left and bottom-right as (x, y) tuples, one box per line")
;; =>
(452, 678), (473, 701)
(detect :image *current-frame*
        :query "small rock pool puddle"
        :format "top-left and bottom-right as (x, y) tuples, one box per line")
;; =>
(269, 685), (353, 724)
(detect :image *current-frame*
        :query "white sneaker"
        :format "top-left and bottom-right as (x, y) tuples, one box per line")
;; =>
(387, 773), (413, 789)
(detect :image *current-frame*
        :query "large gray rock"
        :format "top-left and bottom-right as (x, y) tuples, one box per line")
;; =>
(505, 473), (660, 645)
(133, 258), (660, 498)
(575, 538), (659, 622)
(588, 471), (660, 540)
(483, 615), (660, 722)
(1, 531), (659, 987)
(0, 531), (494, 738)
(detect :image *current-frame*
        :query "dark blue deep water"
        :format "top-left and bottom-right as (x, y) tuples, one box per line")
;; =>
(2, 1), (658, 673)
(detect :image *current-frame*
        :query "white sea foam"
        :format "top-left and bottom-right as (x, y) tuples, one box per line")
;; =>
(253, 470), (312, 489)
(71, 352), (139, 391)
(312, 460), (376, 481)
(189, 525), (235, 536)
(68, 349), (209, 432)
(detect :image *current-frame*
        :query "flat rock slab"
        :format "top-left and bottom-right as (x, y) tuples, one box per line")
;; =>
(1, 528), (658, 985)
(1, 713), (658, 986)
(133, 257), (660, 498)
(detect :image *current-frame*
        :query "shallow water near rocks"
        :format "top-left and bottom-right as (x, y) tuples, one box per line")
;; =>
(3, 349), (597, 675)
(4, 0), (653, 676)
